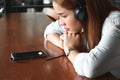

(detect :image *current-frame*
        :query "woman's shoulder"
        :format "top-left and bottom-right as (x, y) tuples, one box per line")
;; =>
(102, 11), (120, 35)
(103, 11), (120, 28)
(46, 20), (61, 30)
(44, 20), (65, 36)
(108, 11), (120, 27)
(109, 11), (120, 17)
(48, 20), (59, 26)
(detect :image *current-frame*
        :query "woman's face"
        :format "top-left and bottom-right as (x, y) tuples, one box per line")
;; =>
(53, 1), (83, 33)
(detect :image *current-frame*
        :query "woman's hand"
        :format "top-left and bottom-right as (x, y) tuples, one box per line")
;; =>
(60, 31), (85, 63)
(61, 31), (84, 54)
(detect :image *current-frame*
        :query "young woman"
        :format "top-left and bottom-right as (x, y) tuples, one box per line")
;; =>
(44, 0), (120, 79)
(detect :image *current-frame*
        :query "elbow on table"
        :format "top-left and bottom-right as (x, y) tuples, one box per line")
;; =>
(75, 63), (102, 78)
(84, 71), (98, 78)
(82, 66), (103, 78)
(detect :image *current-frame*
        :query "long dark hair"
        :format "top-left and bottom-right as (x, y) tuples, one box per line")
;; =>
(86, 0), (120, 50)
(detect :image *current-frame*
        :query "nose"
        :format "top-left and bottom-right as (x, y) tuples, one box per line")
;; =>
(59, 17), (65, 26)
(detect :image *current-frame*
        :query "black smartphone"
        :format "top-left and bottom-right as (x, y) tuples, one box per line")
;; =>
(10, 50), (47, 61)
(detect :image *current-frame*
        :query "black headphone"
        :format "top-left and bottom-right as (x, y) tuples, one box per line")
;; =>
(74, 0), (87, 21)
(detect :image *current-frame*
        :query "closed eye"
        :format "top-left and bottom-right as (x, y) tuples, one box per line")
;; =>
(57, 12), (67, 18)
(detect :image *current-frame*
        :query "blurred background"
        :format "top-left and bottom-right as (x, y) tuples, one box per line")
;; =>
(0, 0), (52, 17)
(0, 0), (120, 17)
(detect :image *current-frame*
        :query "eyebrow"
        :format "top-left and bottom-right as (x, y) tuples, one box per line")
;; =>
(57, 12), (64, 16)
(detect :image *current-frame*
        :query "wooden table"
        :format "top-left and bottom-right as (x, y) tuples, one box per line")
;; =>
(0, 12), (117, 80)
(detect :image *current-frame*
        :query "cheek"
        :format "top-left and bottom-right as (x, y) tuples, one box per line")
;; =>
(67, 19), (82, 30)
(66, 18), (77, 27)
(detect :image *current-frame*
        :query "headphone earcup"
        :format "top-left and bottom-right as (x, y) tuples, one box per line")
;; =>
(74, 6), (86, 21)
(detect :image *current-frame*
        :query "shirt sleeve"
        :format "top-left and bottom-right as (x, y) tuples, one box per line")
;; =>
(73, 11), (120, 78)
(44, 20), (65, 39)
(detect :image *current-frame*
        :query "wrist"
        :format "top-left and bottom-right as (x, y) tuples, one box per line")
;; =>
(65, 48), (77, 56)
(67, 49), (79, 63)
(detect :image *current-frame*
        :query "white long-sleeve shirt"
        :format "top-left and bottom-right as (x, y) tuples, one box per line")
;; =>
(44, 11), (120, 79)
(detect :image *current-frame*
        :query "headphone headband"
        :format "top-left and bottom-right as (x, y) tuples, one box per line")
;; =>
(77, 0), (86, 7)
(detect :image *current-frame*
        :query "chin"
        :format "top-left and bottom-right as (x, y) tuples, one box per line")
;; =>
(69, 31), (79, 34)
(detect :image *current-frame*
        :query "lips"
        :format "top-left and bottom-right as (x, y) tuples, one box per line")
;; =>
(64, 28), (70, 31)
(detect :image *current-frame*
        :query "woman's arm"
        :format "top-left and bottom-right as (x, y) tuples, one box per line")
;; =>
(62, 31), (85, 61)
(44, 20), (65, 49)
(46, 33), (63, 49)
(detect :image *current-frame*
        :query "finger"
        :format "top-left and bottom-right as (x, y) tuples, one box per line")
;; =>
(67, 31), (73, 36)
(60, 35), (64, 40)
(64, 31), (68, 37)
